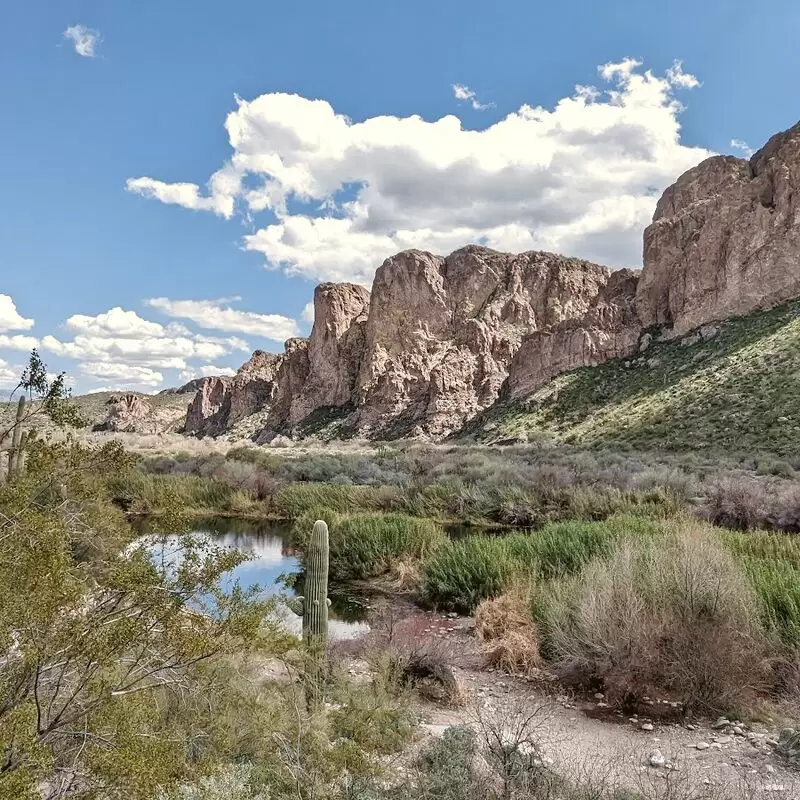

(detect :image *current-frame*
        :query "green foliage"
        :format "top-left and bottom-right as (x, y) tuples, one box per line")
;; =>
(108, 470), (262, 515)
(0, 438), (271, 799)
(414, 725), (478, 800)
(294, 511), (446, 582)
(274, 482), (401, 518)
(157, 764), (269, 800)
(422, 515), (660, 612)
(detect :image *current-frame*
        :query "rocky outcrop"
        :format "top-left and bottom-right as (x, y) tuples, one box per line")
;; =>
(96, 394), (161, 434)
(185, 351), (282, 436)
(350, 247), (613, 437)
(637, 121), (800, 336)
(284, 283), (370, 426)
(505, 269), (642, 399)
(185, 377), (231, 436)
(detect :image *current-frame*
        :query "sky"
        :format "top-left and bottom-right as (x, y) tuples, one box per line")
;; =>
(2, 0), (799, 395)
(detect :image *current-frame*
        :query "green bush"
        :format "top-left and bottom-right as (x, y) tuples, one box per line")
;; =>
(422, 515), (658, 612)
(293, 511), (446, 581)
(273, 483), (401, 518)
(108, 471), (255, 514)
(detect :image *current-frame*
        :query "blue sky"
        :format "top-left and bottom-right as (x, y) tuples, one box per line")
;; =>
(2, 0), (799, 394)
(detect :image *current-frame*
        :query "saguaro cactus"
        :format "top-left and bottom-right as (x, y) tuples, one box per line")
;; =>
(6, 396), (26, 481)
(288, 520), (331, 709)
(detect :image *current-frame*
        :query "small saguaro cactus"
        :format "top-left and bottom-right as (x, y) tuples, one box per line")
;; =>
(288, 520), (331, 708)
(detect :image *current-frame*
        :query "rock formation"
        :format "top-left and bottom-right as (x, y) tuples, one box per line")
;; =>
(505, 269), (641, 399)
(637, 121), (800, 336)
(95, 394), (161, 434)
(185, 351), (281, 436)
(183, 120), (800, 441)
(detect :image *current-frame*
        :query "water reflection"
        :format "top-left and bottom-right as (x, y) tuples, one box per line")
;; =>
(135, 517), (370, 640)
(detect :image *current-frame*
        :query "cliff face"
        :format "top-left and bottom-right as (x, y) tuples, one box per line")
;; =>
(505, 269), (642, 400)
(185, 350), (281, 436)
(350, 246), (612, 437)
(185, 120), (800, 441)
(636, 121), (800, 336)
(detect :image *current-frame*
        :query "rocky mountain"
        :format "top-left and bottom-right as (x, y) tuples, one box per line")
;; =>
(185, 119), (800, 442)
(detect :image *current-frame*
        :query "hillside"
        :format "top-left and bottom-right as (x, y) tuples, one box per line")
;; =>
(0, 389), (190, 437)
(466, 300), (800, 456)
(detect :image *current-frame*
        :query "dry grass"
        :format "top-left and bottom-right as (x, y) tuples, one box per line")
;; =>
(474, 584), (541, 675)
(538, 518), (772, 713)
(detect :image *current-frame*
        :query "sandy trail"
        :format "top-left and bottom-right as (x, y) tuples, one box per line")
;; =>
(384, 605), (800, 798)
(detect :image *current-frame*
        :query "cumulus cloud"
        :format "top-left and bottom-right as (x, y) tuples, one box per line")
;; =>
(41, 307), (250, 390)
(301, 301), (315, 324)
(126, 177), (235, 219)
(127, 58), (710, 284)
(63, 24), (100, 58)
(0, 358), (21, 390)
(731, 138), (755, 157)
(80, 362), (164, 387)
(0, 295), (34, 332)
(665, 60), (701, 89)
(0, 334), (38, 352)
(147, 297), (299, 341)
(179, 365), (237, 382)
(452, 83), (494, 111)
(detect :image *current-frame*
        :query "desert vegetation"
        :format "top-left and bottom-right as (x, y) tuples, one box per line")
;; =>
(4, 352), (800, 799)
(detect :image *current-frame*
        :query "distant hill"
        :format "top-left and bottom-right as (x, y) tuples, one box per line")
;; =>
(463, 300), (800, 457)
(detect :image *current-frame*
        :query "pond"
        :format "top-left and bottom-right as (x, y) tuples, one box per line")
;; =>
(134, 517), (371, 640)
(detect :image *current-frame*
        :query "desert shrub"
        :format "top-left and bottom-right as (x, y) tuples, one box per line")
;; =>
(537, 519), (770, 713)
(704, 475), (769, 530)
(414, 726), (478, 800)
(474, 584), (541, 674)
(328, 683), (416, 756)
(772, 483), (800, 531)
(157, 764), (267, 800)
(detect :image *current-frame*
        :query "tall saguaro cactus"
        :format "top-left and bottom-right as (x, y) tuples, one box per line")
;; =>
(289, 520), (331, 709)
(4, 396), (26, 482)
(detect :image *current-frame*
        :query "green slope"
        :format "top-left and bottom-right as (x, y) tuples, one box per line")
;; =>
(467, 300), (800, 456)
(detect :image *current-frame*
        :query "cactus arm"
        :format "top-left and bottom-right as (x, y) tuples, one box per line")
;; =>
(286, 596), (305, 616)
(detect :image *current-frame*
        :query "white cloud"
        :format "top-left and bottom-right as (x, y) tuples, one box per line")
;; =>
(146, 297), (299, 341)
(301, 301), (315, 324)
(452, 83), (494, 111)
(41, 307), (250, 390)
(731, 138), (755, 157)
(127, 58), (712, 284)
(665, 60), (701, 89)
(179, 365), (237, 382)
(80, 362), (164, 387)
(0, 295), (34, 332)
(0, 334), (38, 352)
(63, 24), (100, 58)
(125, 177), (235, 219)
(0, 359), (21, 390)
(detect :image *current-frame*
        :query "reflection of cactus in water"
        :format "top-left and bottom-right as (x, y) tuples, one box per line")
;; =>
(287, 520), (331, 709)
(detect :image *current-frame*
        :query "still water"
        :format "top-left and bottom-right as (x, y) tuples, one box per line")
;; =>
(136, 517), (371, 640)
